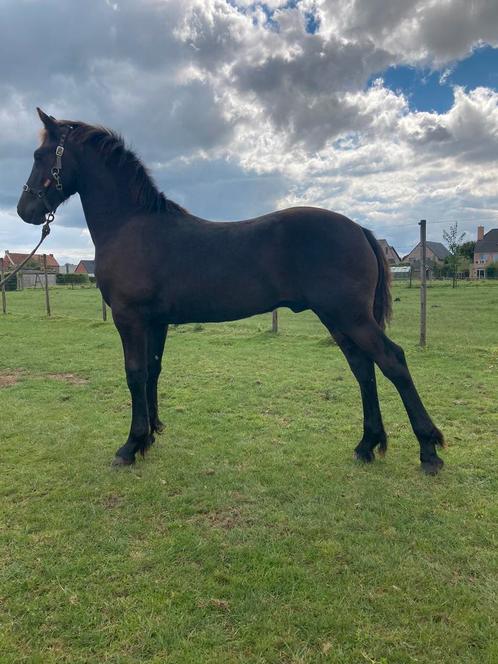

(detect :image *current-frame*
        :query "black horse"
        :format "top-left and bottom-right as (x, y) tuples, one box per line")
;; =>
(17, 109), (445, 474)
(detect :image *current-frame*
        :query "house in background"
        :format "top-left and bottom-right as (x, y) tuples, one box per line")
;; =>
(74, 260), (96, 278)
(378, 239), (401, 265)
(472, 226), (498, 278)
(3, 250), (59, 272)
(403, 241), (449, 277)
(62, 263), (78, 274)
(2, 251), (59, 288)
(403, 241), (449, 265)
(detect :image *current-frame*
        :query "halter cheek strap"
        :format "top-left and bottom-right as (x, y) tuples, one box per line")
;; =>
(51, 132), (68, 191)
(22, 128), (72, 216)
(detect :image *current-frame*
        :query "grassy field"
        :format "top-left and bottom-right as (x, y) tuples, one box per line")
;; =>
(1, 282), (497, 663)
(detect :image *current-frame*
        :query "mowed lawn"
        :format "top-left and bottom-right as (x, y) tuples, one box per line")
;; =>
(1, 282), (497, 663)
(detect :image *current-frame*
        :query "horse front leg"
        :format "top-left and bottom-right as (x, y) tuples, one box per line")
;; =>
(112, 314), (152, 466)
(147, 323), (168, 434)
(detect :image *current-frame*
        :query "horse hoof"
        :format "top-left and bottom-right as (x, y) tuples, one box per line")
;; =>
(154, 420), (165, 434)
(354, 449), (375, 463)
(111, 455), (134, 468)
(421, 457), (444, 475)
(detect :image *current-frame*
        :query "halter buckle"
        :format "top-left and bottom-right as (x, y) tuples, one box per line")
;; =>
(55, 146), (64, 157)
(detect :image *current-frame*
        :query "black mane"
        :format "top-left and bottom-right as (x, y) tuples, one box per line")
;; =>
(61, 121), (186, 215)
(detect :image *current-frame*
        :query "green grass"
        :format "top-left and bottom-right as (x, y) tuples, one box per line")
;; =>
(1, 283), (497, 663)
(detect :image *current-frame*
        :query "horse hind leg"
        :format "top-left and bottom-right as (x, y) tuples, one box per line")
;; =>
(324, 324), (387, 462)
(344, 317), (444, 474)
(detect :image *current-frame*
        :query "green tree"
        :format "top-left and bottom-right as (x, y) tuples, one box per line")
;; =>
(443, 222), (466, 288)
(458, 240), (476, 262)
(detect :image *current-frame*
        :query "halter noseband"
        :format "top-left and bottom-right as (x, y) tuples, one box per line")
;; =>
(22, 127), (72, 221)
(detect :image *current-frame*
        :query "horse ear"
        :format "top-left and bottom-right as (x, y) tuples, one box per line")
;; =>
(37, 107), (59, 137)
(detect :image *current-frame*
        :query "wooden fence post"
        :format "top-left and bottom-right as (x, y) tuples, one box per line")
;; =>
(0, 258), (6, 314)
(43, 254), (51, 317)
(272, 309), (278, 333)
(419, 219), (427, 347)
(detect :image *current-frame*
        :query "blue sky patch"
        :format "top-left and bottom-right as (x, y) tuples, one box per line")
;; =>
(231, 1), (319, 34)
(451, 45), (498, 89)
(303, 10), (320, 34)
(375, 46), (498, 113)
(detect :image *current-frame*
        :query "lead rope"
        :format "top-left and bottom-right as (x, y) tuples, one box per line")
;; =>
(0, 212), (55, 289)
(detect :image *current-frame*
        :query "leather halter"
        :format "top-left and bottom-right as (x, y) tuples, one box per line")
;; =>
(1, 127), (74, 289)
(22, 127), (72, 217)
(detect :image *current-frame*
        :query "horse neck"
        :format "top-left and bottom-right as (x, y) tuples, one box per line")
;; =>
(76, 148), (136, 246)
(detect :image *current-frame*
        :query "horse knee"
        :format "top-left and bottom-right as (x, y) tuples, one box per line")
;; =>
(126, 367), (147, 390)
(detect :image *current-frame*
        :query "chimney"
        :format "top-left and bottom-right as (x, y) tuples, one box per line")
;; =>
(477, 225), (484, 241)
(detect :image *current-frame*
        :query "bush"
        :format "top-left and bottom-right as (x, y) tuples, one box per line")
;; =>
(486, 262), (498, 279)
(2, 274), (17, 291)
(56, 273), (89, 286)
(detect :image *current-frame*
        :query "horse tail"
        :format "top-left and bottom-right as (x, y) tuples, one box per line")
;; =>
(362, 228), (392, 330)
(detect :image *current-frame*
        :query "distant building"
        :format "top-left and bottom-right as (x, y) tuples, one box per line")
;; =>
(402, 241), (449, 279)
(2, 251), (59, 288)
(390, 265), (411, 280)
(62, 263), (78, 274)
(3, 250), (59, 271)
(74, 260), (96, 277)
(403, 241), (449, 265)
(472, 226), (498, 279)
(378, 239), (401, 265)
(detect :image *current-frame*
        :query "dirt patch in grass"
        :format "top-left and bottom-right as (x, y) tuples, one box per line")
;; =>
(193, 506), (253, 530)
(198, 598), (230, 611)
(101, 494), (124, 510)
(46, 372), (89, 385)
(0, 370), (23, 389)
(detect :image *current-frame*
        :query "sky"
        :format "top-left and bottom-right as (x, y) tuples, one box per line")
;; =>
(1, 0), (498, 265)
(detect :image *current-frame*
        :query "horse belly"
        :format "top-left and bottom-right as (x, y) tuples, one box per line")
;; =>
(163, 264), (297, 324)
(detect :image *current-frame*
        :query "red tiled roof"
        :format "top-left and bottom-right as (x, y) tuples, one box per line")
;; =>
(3, 252), (59, 268)
(75, 260), (95, 274)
